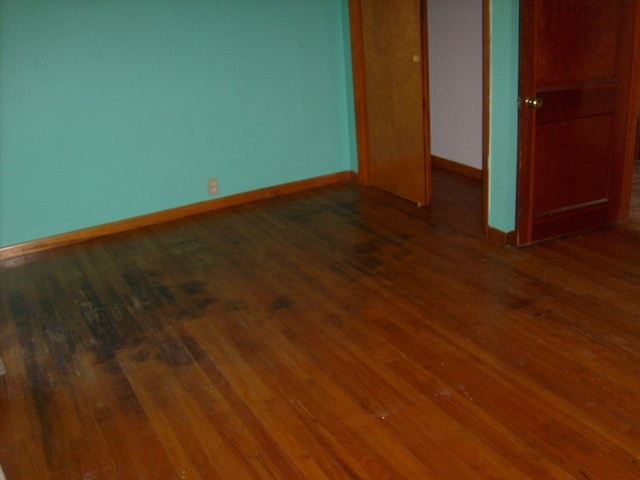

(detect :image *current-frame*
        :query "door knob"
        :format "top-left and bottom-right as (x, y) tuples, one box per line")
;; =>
(524, 96), (543, 109)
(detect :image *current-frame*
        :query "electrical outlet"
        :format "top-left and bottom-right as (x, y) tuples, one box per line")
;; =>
(208, 178), (218, 195)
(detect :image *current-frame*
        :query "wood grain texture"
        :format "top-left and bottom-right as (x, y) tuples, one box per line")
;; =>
(1, 169), (640, 479)
(517, 0), (640, 245)
(357, 0), (430, 205)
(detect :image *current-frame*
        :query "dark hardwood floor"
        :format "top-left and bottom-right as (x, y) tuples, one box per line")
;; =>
(1, 169), (640, 479)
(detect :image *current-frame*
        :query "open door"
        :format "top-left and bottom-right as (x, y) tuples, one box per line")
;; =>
(350, 0), (431, 206)
(517, 0), (640, 245)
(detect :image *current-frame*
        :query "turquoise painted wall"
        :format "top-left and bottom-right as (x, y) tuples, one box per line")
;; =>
(341, 0), (358, 172)
(488, 0), (519, 232)
(0, 0), (519, 247)
(0, 0), (354, 247)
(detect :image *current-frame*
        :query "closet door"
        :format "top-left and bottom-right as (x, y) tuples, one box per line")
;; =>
(353, 0), (431, 205)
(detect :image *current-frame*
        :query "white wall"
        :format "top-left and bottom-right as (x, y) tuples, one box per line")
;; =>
(428, 0), (483, 169)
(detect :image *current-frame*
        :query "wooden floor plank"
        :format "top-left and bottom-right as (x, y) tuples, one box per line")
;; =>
(1, 169), (640, 479)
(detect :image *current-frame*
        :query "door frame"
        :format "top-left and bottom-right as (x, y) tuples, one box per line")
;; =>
(515, 1), (640, 244)
(349, 0), (433, 206)
(348, 1), (640, 241)
(349, 0), (491, 230)
(618, 3), (640, 220)
(482, 0), (490, 237)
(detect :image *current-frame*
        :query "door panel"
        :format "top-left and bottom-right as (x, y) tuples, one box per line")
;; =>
(517, 0), (639, 245)
(536, 2), (619, 88)
(354, 0), (430, 206)
(534, 116), (613, 213)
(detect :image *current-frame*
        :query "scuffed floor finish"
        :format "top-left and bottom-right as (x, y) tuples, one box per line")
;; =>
(1, 169), (640, 479)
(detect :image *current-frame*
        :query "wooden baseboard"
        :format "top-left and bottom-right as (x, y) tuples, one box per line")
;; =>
(432, 155), (483, 180)
(486, 226), (517, 246)
(0, 171), (358, 261)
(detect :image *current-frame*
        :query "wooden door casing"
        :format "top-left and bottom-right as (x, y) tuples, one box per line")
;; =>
(350, 0), (431, 206)
(517, 0), (640, 245)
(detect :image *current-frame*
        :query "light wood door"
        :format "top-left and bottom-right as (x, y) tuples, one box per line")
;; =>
(517, 0), (640, 245)
(351, 0), (431, 206)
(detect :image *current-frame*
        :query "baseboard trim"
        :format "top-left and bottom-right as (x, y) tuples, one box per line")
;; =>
(432, 155), (483, 180)
(0, 171), (358, 261)
(486, 226), (517, 246)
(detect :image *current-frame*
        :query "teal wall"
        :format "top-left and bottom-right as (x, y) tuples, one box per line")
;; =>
(0, 0), (354, 247)
(341, 0), (358, 173)
(0, 0), (519, 248)
(488, 0), (519, 232)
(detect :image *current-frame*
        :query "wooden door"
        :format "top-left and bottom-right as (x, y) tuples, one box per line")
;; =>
(350, 0), (431, 206)
(517, 0), (640, 245)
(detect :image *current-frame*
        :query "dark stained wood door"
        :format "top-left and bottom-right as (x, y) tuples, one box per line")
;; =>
(351, 0), (431, 206)
(517, 0), (640, 245)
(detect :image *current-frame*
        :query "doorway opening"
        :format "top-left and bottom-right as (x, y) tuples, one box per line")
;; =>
(427, 0), (484, 185)
(349, 0), (487, 232)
